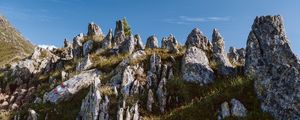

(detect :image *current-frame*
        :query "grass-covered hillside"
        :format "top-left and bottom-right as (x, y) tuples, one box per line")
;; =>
(11, 47), (273, 120)
(0, 15), (34, 66)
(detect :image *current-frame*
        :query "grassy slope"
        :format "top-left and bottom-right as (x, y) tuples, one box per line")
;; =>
(0, 15), (34, 66)
(12, 48), (273, 120)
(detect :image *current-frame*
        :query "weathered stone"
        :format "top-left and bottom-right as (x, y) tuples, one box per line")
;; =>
(120, 65), (145, 96)
(45, 69), (100, 103)
(228, 47), (246, 66)
(114, 20), (126, 47)
(134, 34), (144, 50)
(83, 40), (94, 56)
(149, 53), (161, 73)
(117, 107), (124, 120)
(218, 101), (230, 119)
(119, 35), (135, 54)
(211, 29), (234, 76)
(100, 29), (113, 49)
(99, 96), (110, 120)
(73, 33), (84, 58)
(182, 46), (215, 85)
(230, 98), (247, 117)
(76, 54), (92, 72)
(145, 35), (158, 49)
(147, 89), (154, 112)
(156, 78), (167, 113)
(132, 103), (140, 120)
(162, 34), (179, 53)
(87, 22), (103, 36)
(61, 40), (73, 60)
(245, 15), (300, 120)
(27, 109), (38, 120)
(78, 75), (101, 120)
(185, 28), (212, 54)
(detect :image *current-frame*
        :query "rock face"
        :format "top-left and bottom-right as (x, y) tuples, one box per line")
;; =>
(134, 34), (144, 50)
(45, 69), (100, 103)
(219, 101), (230, 119)
(185, 28), (212, 54)
(73, 33), (85, 58)
(145, 35), (158, 49)
(182, 46), (215, 85)
(161, 34), (179, 53)
(114, 20), (126, 47)
(100, 29), (113, 49)
(76, 55), (92, 72)
(119, 35), (136, 54)
(77, 75), (103, 120)
(228, 47), (246, 66)
(218, 99), (247, 119)
(230, 98), (247, 117)
(211, 29), (234, 76)
(245, 15), (300, 120)
(87, 22), (103, 37)
(83, 40), (94, 56)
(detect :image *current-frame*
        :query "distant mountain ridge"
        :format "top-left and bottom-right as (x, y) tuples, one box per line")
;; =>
(0, 15), (34, 66)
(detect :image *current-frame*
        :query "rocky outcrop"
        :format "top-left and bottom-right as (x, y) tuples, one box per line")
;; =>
(245, 15), (300, 120)
(182, 46), (215, 85)
(185, 28), (212, 54)
(228, 47), (245, 66)
(156, 77), (167, 113)
(146, 89), (154, 112)
(73, 33), (85, 58)
(100, 29), (113, 49)
(230, 98), (247, 117)
(87, 22), (103, 37)
(120, 65), (145, 96)
(134, 34), (144, 50)
(45, 69), (100, 103)
(83, 40), (94, 56)
(211, 29), (234, 76)
(119, 35), (136, 54)
(161, 34), (179, 53)
(218, 98), (247, 119)
(27, 109), (38, 120)
(145, 35), (158, 49)
(77, 75), (102, 120)
(61, 39), (73, 60)
(76, 54), (92, 72)
(113, 20), (126, 47)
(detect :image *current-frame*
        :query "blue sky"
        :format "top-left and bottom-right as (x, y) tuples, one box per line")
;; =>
(0, 0), (300, 56)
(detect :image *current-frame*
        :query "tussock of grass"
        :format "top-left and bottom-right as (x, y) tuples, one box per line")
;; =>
(91, 53), (130, 72)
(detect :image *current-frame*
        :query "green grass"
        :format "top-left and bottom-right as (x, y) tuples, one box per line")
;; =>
(161, 76), (273, 120)
(0, 16), (34, 66)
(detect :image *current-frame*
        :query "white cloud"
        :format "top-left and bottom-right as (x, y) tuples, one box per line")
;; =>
(38, 44), (57, 50)
(165, 16), (230, 25)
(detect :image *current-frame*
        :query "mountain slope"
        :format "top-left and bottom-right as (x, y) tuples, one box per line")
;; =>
(0, 15), (34, 66)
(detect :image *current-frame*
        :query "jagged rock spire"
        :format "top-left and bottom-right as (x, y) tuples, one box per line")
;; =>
(161, 34), (179, 53)
(212, 29), (225, 54)
(134, 34), (145, 50)
(211, 29), (234, 76)
(100, 29), (113, 49)
(113, 20), (126, 47)
(182, 46), (215, 85)
(185, 28), (212, 53)
(145, 35), (158, 49)
(245, 15), (300, 120)
(87, 22), (103, 36)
